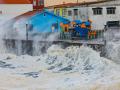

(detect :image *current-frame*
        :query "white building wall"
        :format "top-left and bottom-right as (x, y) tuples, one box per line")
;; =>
(61, 5), (120, 30)
(88, 6), (120, 30)
(66, 5), (120, 30)
(66, 7), (88, 21)
(0, 4), (33, 23)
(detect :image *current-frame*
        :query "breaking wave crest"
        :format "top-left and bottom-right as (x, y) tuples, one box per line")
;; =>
(44, 45), (118, 73)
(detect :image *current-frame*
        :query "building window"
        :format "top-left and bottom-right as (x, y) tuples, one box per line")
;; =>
(62, 9), (67, 17)
(74, 9), (78, 16)
(56, 9), (60, 16)
(107, 7), (116, 14)
(27, 24), (33, 31)
(92, 8), (103, 15)
(68, 10), (72, 16)
(52, 23), (58, 32)
(0, 11), (2, 14)
(38, 0), (44, 6)
(33, 0), (36, 6)
(107, 21), (119, 27)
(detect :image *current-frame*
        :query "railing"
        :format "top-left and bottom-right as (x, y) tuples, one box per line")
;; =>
(58, 30), (105, 40)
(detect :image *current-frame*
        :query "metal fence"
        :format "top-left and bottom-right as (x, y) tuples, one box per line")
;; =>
(58, 30), (105, 40)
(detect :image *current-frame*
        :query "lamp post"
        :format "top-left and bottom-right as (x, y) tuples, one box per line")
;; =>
(25, 23), (31, 55)
(26, 24), (29, 41)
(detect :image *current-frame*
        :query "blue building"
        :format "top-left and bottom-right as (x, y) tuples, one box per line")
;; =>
(28, 10), (70, 33)
(3, 10), (70, 55)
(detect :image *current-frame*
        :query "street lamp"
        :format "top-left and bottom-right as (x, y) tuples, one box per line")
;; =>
(26, 24), (29, 41)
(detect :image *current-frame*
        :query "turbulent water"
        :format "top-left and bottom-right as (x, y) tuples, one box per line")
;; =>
(0, 45), (120, 90)
(1, 19), (120, 90)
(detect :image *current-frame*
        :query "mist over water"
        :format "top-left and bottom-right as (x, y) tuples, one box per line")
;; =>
(105, 28), (120, 64)
(0, 20), (9, 54)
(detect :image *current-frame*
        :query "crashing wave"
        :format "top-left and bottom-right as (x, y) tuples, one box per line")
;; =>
(38, 45), (119, 74)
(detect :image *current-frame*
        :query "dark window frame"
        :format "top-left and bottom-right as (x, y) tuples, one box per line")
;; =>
(52, 23), (59, 31)
(56, 9), (60, 16)
(62, 9), (67, 17)
(107, 7), (116, 15)
(68, 10), (72, 16)
(107, 21), (120, 27)
(74, 9), (78, 16)
(92, 7), (103, 15)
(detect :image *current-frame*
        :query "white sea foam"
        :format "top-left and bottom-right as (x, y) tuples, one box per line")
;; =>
(0, 45), (119, 90)
(105, 29), (120, 63)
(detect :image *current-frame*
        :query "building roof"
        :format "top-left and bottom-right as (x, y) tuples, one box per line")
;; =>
(13, 10), (40, 20)
(14, 10), (69, 22)
(46, 0), (114, 8)
(36, 10), (70, 22)
(0, 0), (31, 4)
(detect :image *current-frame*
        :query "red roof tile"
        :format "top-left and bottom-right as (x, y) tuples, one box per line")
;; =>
(0, 0), (32, 4)
(3, 10), (40, 28)
(13, 10), (43, 21)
